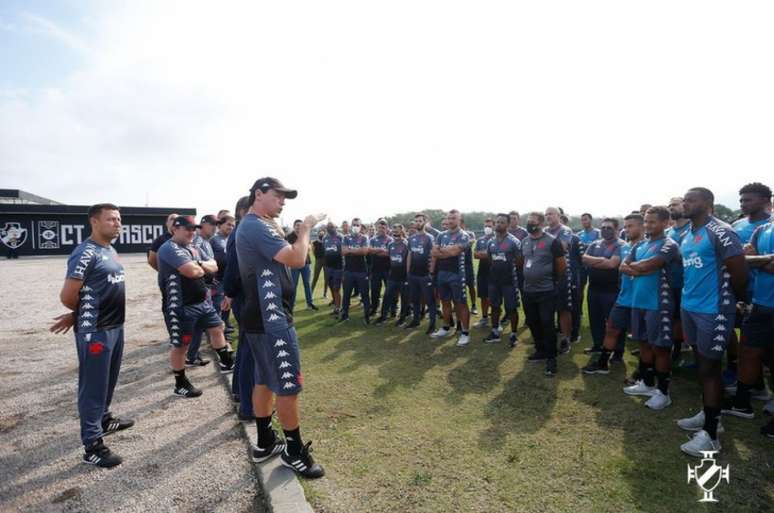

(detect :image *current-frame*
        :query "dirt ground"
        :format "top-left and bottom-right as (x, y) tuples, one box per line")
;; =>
(0, 255), (265, 513)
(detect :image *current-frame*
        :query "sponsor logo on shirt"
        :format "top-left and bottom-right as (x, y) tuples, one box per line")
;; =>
(107, 273), (125, 284)
(683, 253), (704, 269)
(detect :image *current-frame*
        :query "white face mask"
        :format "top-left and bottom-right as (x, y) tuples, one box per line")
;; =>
(484, 226), (493, 236)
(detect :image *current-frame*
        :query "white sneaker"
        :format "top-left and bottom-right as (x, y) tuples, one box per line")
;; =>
(680, 430), (721, 458)
(645, 390), (672, 410)
(495, 325), (503, 335)
(430, 327), (451, 339)
(677, 411), (724, 434)
(623, 380), (657, 397)
(473, 318), (489, 329)
(456, 334), (470, 347)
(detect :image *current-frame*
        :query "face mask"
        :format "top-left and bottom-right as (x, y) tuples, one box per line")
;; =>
(484, 226), (493, 236)
(526, 223), (540, 234)
(601, 227), (615, 240)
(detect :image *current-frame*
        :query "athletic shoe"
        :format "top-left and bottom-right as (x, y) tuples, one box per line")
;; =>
(430, 327), (452, 339)
(456, 333), (470, 347)
(630, 348), (640, 356)
(424, 323), (436, 336)
(582, 359), (609, 375)
(509, 334), (518, 348)
(527, 352), (547, 363)
(337, 315), (349, 323)
(101, 414), (134, 435)
(558, 339), (570, 355)
(280, 442), (325, 479)
(395, 317), (408, 327)
(473, 318), (489, 329)
(571, 335), (581, 344)
(609, 352), (624, 364)
(645, 390), (672, 410)
(623, 380), (656, 397)
(545, 358), (557, 376)
(677, 411), (725, 433)
(403, 320), (420, 329)
(363, 316), (371, 326)
(483, 332), (500, 344)
(583, 346), (602, 354)
(185, 356), (211, 367)
(83, 439), (122, 468)
(329, 308), (339, 316)
(623, 369), (641, 386)
(495, 325), (504, 336)
(251, 438), (286, 463)
(680, 430), (721, 458)
(752, 387), (772, 402)
(761, 420), (774, 439)
(373, 316), (386, 326)
(218, 358), (234, 374)
(471, 308), (479, 316)
(307, 303), (319, 311)
(174, 380), (203, 398)
(720, 397), (754, 419)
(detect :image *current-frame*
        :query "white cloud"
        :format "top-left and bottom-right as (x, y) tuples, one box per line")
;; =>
(1, 0), (773, 225)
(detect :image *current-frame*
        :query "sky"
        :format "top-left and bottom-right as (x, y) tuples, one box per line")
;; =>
(1, 1), (773, 226)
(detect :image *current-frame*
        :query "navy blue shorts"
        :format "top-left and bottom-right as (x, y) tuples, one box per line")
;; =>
(741, 304), (774, 349)
(631, 308), (672, 348)
(245, 327), (303, 396)
(476, 273), (489, 299)
(489, 283), (519, 313)
(608, 304), (631, 332)
(165, 301), (223, 348)
(325, 267), (343, 289)
(437, 270), (467, 304)
(681, 309), (735, 360)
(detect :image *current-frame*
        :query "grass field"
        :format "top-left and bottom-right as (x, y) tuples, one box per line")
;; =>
(256, 282), (774, 513)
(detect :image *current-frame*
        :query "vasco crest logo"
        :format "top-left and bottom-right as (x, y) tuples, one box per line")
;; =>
(687, 450), (730, 503)
(0, 222), (28, 249)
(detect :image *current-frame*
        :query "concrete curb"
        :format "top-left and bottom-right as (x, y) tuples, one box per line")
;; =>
(222, 371), (315, 513)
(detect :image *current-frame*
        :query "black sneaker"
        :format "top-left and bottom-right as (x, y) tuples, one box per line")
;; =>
(527, 352), (547, 363)
(185, 356), (211, 367)
(394, 317), (407, 327)
(251, 438), (287, 463)
(761, 420), (774, 439)
(509, 334), (518, 348)
(101, 414), (134, 435)
(483, 332), (501, 344)
(337, 315), (349, 323)
(545, 358), (557, 376)
(218, 356), (234, 374)
(373, 316), (387, 326)
(404, 320), (420, 329)
(307, 303), (319, 311)
(83, 439), (122, 468)
(571, 336), (581, 344)
(174, 380), (203, 398)
(630, 348), (640, 356)
(280, 442), (325, 479)
(363, 316), (371, 326)
(424, 323), (436, 336)
(583, 346), (602, 354)
(559, 340), (570, 355)
(721, 397), (755, 419)
(610, 352), (624, 364)
(582, 359), (609, 375)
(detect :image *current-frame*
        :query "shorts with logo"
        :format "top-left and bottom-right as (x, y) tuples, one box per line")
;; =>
(741, 304), (774, 349)
(244, 327), (303, 396)
(608, 304), (631, 332)
(681, 309), (735, 360)
(489, 283), (519, 313)
(164, 301), (223, 348)
(631, 308), (673, 347)
(325, 267), (343, 289)
(556, 275), (575, 312)
(477, 272), (489, 299)
(437, 270), (467, 303)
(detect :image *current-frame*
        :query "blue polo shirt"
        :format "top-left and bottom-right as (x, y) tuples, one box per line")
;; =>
(680, 217), (744, 315)
(749, 222), (774, 307)
(628, 236), (680, 311)
(577, 227), (601, 254)
(408, 232), (434, 276)
(616, 242), (635, 307)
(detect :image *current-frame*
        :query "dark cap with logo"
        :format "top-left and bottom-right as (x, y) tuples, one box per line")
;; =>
(249, 177), (298, 203)
(200, 214), (218, 225)
(173, 215), (201, 229)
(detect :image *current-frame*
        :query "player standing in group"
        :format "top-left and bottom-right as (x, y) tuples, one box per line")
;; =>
(473, 217), (494, 328)
(340, 218), (371, 324)
(375, 223), (410, 325)
(545, 207), (582, 353)
(406, 213), (437, 334)
(483, 213), (522, 347)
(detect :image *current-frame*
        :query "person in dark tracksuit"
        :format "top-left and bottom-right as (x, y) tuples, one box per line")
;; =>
(375, 224), (410, 325)
(185, 215), (219, 366)
(520, 211), (566, 377)
(368, 220), (393, 317)
(340, 219), (371, 323)
(322, 223), (344, 316)
(580, 218), (623, 355)
(222, 196), (255, 420)
(51, 203), (133, 468)
(483, 213), (522, 348)
(576, 213), (601, 334)
(211, 214), (236, 332)
(405, 214), (437, 334)
(545, 207), (582, 353)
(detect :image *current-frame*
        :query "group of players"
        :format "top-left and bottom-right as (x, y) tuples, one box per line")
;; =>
(314, 183), (774, 459)
(49, 178), (773, 476)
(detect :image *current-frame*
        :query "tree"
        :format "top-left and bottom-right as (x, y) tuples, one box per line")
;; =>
(713, 204), (740, 224)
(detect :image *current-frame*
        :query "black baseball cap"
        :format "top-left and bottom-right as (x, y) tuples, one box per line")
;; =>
(249, 177), (298, 201)
(173, 215), (201, 229)
(200, 214), (218, 225)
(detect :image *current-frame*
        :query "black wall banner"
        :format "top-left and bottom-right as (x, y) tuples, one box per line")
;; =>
(0, 204), (196, 257)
